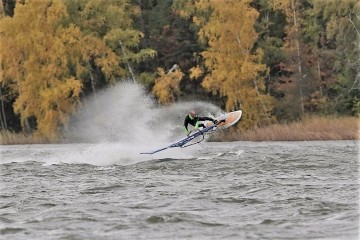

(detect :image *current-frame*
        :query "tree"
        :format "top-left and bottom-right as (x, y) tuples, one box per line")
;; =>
(134, 0), (203, 93)
(0, 1), (83, 139)
(269, 0), (359, 119)
(66, 0), (156, 91)
(269, 0), (309, 121)
(192, 0), (275, 129)
(306, 0), (360, 116)
(0, 0), (126, 139)
(0, 0), (16, 131)
(0, 0), (157, 140)
(152, 65), (183, 105)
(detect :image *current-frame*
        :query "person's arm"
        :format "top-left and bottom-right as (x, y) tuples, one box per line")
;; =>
(198, 116), (215, 122)
(184, 117), (190, 134)
(198, 116), (218, 125)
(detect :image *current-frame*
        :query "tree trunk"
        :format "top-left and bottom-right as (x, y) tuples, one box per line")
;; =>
(317, 58), (323, 95)
(346, 16), (360, 94)
(291, 0), (304, 114)
(253, 79), (271, 125)
(0, 0), (5, 17)
(119, 40), (136, 82)
(88, 60), (96, 94)
(0, 86), (7, 130)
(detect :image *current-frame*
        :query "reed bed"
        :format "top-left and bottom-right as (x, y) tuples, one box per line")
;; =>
(1, 116), (359, 144)
(0, 131), (50, 145)
(214, 116), (360, 142)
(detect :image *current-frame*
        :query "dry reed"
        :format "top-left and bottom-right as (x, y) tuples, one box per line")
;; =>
(1, 116), (359, 144)
(0, 131), (50, 145)
(213, 116), (360, 142)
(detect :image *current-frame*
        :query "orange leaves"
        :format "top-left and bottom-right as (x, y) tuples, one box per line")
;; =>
(152, 67), (184, 105)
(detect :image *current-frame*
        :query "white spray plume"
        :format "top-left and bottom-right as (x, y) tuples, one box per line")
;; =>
(62, 81), (224, 165)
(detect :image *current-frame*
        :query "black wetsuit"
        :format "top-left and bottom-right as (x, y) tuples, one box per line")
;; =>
(184, 115), (214, 133)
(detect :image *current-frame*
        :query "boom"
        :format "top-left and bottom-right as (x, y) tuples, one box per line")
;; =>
(140, 123), (219, 154)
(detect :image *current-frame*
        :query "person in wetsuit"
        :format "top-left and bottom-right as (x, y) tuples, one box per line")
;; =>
(184, 111), (217, 135)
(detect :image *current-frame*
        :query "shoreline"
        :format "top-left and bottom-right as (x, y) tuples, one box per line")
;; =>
(212, 116), (359, 142)
(1, 116), (359, 145)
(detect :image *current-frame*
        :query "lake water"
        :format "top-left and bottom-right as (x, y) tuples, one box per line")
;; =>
(0, 141), (359, 239)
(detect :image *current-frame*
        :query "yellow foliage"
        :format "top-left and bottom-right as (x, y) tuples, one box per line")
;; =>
(189, 66), (203, 80)
(152, 67), (184, 105)
(0, 0), (155, 140)
(269, 0), (291, 12)
(0, 1), (85, 140)
(37, 77), (82, 139)
(0, 0), (144, 140)
(193, 0), (275, 129)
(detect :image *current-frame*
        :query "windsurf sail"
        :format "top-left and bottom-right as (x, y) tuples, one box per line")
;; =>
(140, 110), (242, 155)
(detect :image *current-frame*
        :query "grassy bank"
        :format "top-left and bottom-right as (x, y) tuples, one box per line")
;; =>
(1, 116), (359, 145)
(213, 116), (360, 142)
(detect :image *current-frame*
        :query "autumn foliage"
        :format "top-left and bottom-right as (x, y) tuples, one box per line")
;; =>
(190, 0), (275, 129)
(152, 67), (183, 105)
(0, 0), (359, 141)
(0, 1), (84, 140)
(0, 0), (154, 140)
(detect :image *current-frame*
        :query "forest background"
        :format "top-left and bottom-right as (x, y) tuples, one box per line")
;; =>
(0, 0), (359, 143)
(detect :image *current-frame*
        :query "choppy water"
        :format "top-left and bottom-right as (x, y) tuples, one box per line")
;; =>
(0, 141), (359, 239)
